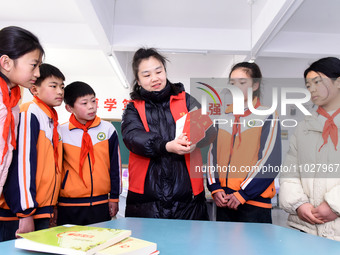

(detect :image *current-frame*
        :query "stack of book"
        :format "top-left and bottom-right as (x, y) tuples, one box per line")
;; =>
(15, 225), (158, 255)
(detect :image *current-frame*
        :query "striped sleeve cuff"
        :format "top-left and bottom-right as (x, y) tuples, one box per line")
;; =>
(234, 191), (247, 204)
(211, 189), (225, 197)
(17, 208), (36, 218)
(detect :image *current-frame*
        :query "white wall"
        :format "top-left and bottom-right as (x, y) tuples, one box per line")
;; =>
(21, 75), (130, 124)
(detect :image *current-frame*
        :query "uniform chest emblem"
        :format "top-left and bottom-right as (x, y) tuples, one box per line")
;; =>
(247, 119), (256, 128)
(97, 132), (106, 141)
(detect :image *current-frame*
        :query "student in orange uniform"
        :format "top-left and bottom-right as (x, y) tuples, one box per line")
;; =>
(57, 81), (121, 225)
(0, 63), (64, 241)
(207, 62), (282, 223)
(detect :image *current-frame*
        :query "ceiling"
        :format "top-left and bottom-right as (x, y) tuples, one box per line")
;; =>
(1, 0), (340, 95)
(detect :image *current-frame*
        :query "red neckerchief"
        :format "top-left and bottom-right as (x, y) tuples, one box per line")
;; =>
(316, 106), (340, 151)
(69, 114), (95, 185)
(0, 78), (21, 164)
(229, 98), (261, 157)
(33, 96), (60, 172)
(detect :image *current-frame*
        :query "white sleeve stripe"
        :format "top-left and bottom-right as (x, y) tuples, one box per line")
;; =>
(207, 144), (215, 185)
(241, 113), (279, 188)
(18, 112), (34, 210)
(118, 147), (122, 194)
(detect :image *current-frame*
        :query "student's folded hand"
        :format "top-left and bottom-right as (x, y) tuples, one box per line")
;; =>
(16, 216), (35, 238)
(297, 203), (324, 225)
(109, 202), (119, 218)
(225, 193), (241, 210)
(213, 191), (228, 208)
(312, 201), (338, 223)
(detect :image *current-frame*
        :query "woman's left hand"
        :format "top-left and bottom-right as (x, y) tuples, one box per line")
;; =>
(188, 143), (197, 153)
(166, 133), (193, 155)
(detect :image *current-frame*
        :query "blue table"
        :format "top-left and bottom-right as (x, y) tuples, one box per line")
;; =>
(1, 218), (340, 254)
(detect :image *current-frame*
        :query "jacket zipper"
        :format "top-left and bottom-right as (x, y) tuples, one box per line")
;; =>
(88, 154), (94, 206)
(49, 118), (57, 217)
(50, 165), (57, 218)
(226, 133), (237, 181)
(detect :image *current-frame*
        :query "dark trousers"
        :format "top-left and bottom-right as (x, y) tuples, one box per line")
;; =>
(57, 203), (111, 226)
(0, 218), (50, 242)
(216, 203), (272, 223)
(125, 190), (209, 220)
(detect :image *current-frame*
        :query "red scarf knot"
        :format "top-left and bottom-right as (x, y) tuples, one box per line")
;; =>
(229, 99), (261, 157)
(69, 114), (95, 186)
(316, 106), (340, 152)
(33, 96), (60, 173)
(0, 78), (21, 164)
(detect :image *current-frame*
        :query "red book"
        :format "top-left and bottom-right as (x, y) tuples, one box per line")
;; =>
(176, 108), (213, 144)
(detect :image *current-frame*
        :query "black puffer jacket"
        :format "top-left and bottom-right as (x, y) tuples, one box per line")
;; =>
(122, 81), (213, 219)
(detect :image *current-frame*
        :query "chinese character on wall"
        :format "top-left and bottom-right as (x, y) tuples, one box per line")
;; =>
(104, 98), (117, 111)
(122, 99), (130, 111)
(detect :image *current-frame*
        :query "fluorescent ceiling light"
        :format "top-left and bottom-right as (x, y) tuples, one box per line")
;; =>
(159, 49), (208, 54)
(248, 58), (256, 63)
(108, 54), (129, 89)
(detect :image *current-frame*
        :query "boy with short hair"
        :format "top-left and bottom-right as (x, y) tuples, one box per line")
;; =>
(57, 81), (121, 225)
(0, 63), (64, 240)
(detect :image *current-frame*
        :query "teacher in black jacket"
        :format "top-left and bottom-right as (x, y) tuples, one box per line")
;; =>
(121, 48), (215, 219)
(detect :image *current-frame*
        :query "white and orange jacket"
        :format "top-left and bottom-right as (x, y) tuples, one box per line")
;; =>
(207, 101), (282, 208)
(0, 98), (62, 220)
(58, 117), (121, 207)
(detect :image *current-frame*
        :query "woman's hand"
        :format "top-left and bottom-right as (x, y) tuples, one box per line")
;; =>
(166, 133), (193, 155)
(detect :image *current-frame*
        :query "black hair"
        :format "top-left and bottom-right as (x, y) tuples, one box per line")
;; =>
(0, 26), (44, 61)
(304, 57), (340, 80)
(130, 47), (168, 99)
(35, 63), (65, 86)
(229, 62), (262, 99)
(64, 81), (96, 107)
(0, 26), (44, 82)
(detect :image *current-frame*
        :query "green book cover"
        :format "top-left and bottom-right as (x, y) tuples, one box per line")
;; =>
(15, 225), (131, 255)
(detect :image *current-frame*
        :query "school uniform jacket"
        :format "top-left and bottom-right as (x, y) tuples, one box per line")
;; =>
(58, 117), (121, 207)
(207, 102), (282, 208)
(0, 98), (62, 220)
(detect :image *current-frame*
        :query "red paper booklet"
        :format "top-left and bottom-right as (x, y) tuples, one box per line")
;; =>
(175, 108), (213, 144)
